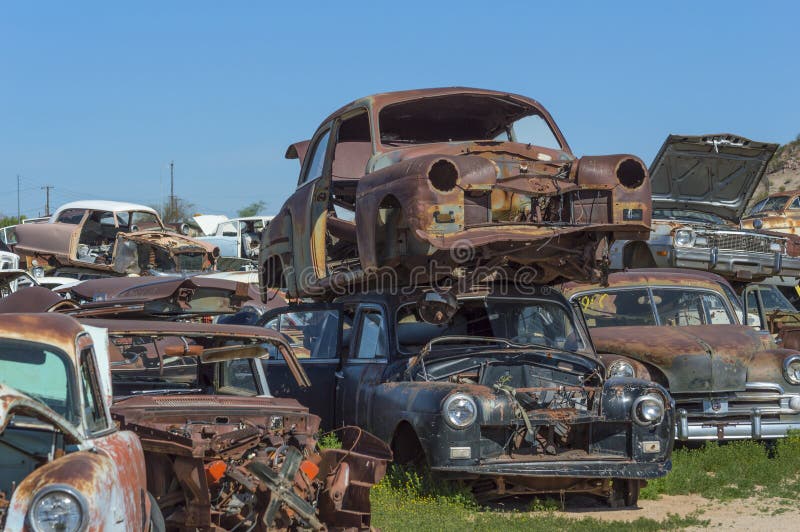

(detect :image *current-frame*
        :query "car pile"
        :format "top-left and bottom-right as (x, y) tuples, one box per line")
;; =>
(4, 87), (800, 530)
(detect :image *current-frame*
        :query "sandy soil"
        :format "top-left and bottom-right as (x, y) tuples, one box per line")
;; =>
(562, 494), (800, 529)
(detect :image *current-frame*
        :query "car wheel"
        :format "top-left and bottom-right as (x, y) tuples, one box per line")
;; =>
(148, 492), (166, 532)
(607, 479), (640, 508)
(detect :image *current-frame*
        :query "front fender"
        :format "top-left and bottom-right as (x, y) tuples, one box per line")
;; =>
(6, 447), (148, 531)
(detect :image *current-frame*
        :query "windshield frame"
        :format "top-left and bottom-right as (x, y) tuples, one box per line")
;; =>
(395, 295), (594, 357)
(748, 195), (791, 216)
(569, 285), (741, 328)
(0, 338), (79, 423)
(376, 93), (563, 150)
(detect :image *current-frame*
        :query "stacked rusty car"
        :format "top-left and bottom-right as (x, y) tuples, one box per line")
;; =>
(250, 87), (684, 508)
(260, 87), (652, 299)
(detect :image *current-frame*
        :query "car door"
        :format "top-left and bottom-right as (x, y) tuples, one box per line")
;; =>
(337, 304), (390, 432)
(259, 303), (344, 429)
(287, 124), (334, 293)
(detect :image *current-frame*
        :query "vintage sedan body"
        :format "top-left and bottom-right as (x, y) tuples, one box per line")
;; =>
(610, 134), (800, 281)
(562, 269), (800, 441)
(14, 200), (219, 276)
(0, 313), (156, 531)
(742, 190), (800, 235)
(261, 285), (673, 505)
(99, 319), (390, 531)
(261, 87), (651, 299)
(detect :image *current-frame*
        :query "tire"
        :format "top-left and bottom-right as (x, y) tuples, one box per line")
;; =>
(607, 479), (640, 508)
(148, 492), (166, 532)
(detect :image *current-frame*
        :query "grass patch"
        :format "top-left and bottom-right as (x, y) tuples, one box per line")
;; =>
(370, 466), (708, 531)
(641, 433), (800, 501)
(317, 431), (342, 450)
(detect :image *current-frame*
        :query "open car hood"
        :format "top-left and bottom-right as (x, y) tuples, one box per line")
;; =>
(650, 134), (778, 222)
(0, 383), (84, 444)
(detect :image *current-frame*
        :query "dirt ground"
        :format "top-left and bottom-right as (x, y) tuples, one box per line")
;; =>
(562, 494), (800, 529)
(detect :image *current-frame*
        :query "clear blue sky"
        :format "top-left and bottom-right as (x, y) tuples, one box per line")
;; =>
(2, 1), (798, 218)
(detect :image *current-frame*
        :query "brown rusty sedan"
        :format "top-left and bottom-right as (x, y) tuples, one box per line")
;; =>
(561, 269), (800, 441)
(260, 87), (651, 299)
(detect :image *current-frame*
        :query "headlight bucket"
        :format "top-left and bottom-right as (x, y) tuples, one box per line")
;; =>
(673, 228), (695, 247)
(443, 393), (477, 429)
(783, 354), (800, 385)
(28, 484), (88, 532)
(607, 360), (635, 378)
(632, 394), (665, 426)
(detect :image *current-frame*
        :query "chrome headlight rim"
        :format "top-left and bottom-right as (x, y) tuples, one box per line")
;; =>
(783, 354), (800, 385)
(673, 228), (696, 247)
(442, 393), (478, 429)
(28, 483), (88, 532)
(631, 393), (665, 426)
(607, 360), (636, 379)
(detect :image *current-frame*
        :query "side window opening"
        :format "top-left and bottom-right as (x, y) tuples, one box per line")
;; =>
(332, 111), (372, 180)
(266, 309), (341, 360)
(300, 129), (331, 186)
(355, 309), (388, 360)
(79, 348), (110, 434)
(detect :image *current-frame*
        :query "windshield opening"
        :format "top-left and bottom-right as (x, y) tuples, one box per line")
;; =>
(110, 335), (261, 397)
(0, 339), (76, 421)
(748, 196), (790, 215)
(395, 296), (589, 355)
(378, 94), (561, 149)
(577, 287), (735, 328)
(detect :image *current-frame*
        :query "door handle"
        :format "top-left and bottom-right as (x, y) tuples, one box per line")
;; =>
(334, 371), (344, 379)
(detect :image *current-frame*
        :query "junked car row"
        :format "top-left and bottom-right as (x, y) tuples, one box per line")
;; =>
(3, 86), (800, 529)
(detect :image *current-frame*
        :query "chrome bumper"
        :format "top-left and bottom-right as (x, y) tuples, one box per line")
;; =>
(676, 408), (800, 440)
(671, 247), (800, 279)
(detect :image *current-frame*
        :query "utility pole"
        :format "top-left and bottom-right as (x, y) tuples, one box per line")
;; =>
(17, 175), (21, 223)
(42, 185), (54, 217)
(169, 160), (175, 220)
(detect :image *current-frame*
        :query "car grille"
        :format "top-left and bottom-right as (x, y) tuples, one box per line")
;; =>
(697, 230), (785, 254)
(676, 383), (795, 420)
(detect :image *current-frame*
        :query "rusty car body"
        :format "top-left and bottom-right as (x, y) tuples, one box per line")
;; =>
(260, 284), (673, 505)
(561, 269), (800, 441)
(98, 319), (390, 531)
(13, 200), (219, 276)
(260, 87), (652, 299)
(742, 189), (800, 236)
(0, 313), (158, 531)
(609, 134), (800, 282)
(741, 282), (800, 351)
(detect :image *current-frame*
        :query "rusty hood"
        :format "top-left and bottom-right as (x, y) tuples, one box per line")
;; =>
(0, 383), (85, 444)
(650, 134), (778, 222)
(590, 325), (765, 393)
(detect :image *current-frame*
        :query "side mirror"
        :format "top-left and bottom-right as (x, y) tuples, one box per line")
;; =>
(418, 290), (458, 325)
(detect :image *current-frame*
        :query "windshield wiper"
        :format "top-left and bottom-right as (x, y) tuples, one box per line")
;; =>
(128, 388), (204, 396)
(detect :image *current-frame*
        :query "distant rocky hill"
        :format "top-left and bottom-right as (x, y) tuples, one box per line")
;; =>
(750, 135), (800, 208)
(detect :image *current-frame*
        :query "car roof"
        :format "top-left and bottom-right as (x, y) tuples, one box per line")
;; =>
(560, 268), (732, 296)
(52, 200), (159, 219)
(0, 313), (85, 357)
